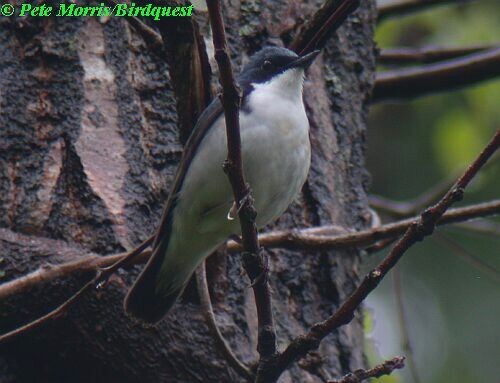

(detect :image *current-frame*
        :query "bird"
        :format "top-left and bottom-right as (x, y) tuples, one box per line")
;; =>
(124, 46), (320, 324)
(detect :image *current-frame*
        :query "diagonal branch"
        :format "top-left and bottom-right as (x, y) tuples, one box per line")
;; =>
(206, 0), (277, 364)
(369, 174), (458, 217)
(392, 269), (420, 383)
(229, 200), (500, 253)
(328, 356), (406, 383)
(434, 233), (500, 283)
(1, 200), (498, 305)
(373, 48), (500, 102)
(290, 0), (360, 55)
(157, 5), (213, 143)
(0, 236), (154, 344)
(195, 261), (254, 381)
(254, 130), (499, 382)
(377, 0), (470, 22)
(378, 45), (498, 66)
(369, 152), (499, 217)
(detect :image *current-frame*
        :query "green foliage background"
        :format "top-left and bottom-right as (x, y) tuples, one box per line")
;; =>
(365, 1), (500, 382)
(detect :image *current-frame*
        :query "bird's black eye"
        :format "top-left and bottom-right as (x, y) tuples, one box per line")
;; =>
(262, 60), (273, 71)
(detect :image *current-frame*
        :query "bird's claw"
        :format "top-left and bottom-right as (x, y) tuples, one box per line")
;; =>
(227, 190), (252, 221)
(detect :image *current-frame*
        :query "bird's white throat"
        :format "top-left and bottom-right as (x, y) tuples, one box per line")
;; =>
(251, 68), (305, 102)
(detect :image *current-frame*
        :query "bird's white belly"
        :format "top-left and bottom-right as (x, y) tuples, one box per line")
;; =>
(241, 115), (310, 226)
(173, 92), (310, 260)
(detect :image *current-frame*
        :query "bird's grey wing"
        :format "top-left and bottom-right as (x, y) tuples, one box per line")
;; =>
(152, 97), (224, 248)
(123, 97), (224, 323)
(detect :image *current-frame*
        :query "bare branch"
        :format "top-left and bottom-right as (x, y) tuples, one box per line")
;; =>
(108, 0), (163, 50)
(255, 130), (499, 382)
(378, 45), (498, 65)
(1, 200), (498, 304)
(195, 261), (254, 381)
(434, 233), (500, 283)
(392, 269), (420, 383)
(370, 152), (499, 217)
(0, 236), (153, 344)
(206, 0), (277, 363)
(453, 220), (500, 238)
(232, 200), (500, 253)
(328, 356), (406, 383)
(369, 174), (457, 217)
(373, 48), (500, 102)
(157, 6), (212, 142)
(377, 0), (470, 22)
(290, 0), (361, 54)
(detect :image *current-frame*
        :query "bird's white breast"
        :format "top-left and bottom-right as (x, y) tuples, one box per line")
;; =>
(176, 68), (310, 240)
(240, 68), (311, 225)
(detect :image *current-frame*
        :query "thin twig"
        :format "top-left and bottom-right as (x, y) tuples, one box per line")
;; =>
(370, 152), (499, 217)
(453, 220), (500, 238)
(0, 236), (153, 344)
(377, 0), (470, 22)
(434, 232), (500, 283)
(229, 200), (500, 253)
(106, 0), (163, 50)
(373, 48), (500, 102)
(378, 45), (498, 65)
(327, 356), (406, 383)
(195, 261), (254, 381)
(1, 200), (498, 303)
(369, 173), (460, 217)
(206, 0), (277, 364)
(255, 131), (499, 382)
(392, 269), (420, 383)
(290, 0), (361, 55)
(156, 3), (212, 142)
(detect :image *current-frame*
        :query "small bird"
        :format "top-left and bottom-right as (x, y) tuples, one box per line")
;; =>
(124, 46), (320, 324)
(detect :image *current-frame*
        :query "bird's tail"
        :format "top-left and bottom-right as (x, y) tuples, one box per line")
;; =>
(124, 241), (192, 325)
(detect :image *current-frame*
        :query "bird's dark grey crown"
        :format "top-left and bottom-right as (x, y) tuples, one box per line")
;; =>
(237, 47), (299, 92)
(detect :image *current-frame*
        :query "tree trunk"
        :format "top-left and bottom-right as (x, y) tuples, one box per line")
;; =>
(0, 1), (376, 382)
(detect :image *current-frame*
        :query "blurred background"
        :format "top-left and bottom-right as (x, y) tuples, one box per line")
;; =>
(365, 0), (500, 382)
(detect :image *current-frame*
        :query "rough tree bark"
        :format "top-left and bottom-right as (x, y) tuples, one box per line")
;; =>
(0, 0), (376, 382)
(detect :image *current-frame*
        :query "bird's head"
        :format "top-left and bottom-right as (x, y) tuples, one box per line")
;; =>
(238, 47), (320, 95)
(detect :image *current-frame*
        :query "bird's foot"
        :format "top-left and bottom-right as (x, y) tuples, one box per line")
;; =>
(227, 190), (253, 221)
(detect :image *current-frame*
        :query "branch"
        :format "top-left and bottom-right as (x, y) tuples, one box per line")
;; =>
(328, 356), (406, 383)
(230, 200), (500, 253)
(195, 261), (254, 381)
(255, 130), (499, 382)
(157, 4), (212, 142)
(0, 236), (153, 344)
(453, 219), (500, 237)
(434, 233), (500, 283)
(369, 152), (499, 218)
(1, 200), (498, 303)
(377, 0), (470, 22)
(392, 270), (420, 383)
(378, 45), (498, 65)
(369, 174), (457, 218)
(373, 48), (500, 102)
(206, 0), (277, 364)
(289, 0), (361, 54)
(108, 0), (163, 50)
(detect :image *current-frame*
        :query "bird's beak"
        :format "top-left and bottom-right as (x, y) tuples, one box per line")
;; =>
(286, 50), (321, 70)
